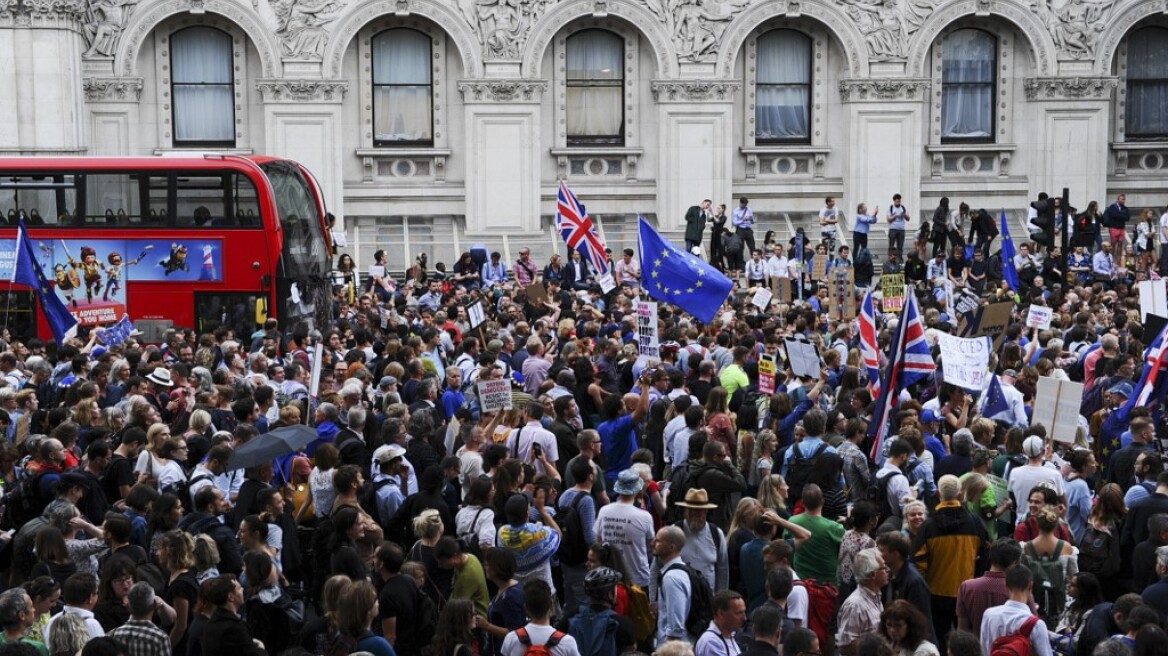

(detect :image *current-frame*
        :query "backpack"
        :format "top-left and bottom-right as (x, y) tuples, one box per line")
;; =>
(661, 562), (715, 638)
(623, 583), (655, 644)
(458, 507), (488, 561)
(794, 579), (839, 651)
(360, 477), (395, 526)
(556, 492), (590, 566)
(786, 442), (829, 503)
(665, 463), (694, 524)
(415, 585), (439, 650)
(167, 473), (213, 515)
(990, 615), (1040, 656)
(1024, 540), (1067, 624)
(568, 606), (619, 656)
(1078, 526), (1120, 578)
(865, 470), (906, 523)
(1, 471), (50, 531)
(515, 627), (566, 656)
(135, 563), (168, 596)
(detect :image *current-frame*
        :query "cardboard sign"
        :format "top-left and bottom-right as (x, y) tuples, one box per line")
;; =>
(881, 274), (905, 312)
(597, 272), (617, 294)
(1140, 279), (1168, 323)
(1026, 305), (1053, 330)
(526, 281), (548, 306)
(477, 379), (514, 414)
(1031, 377), (1085, 444)
(636, 301), (660, 363)
(466, 299), (486, 330)
(829, 267), (856, 321)
(937, 333), (991, 391)
(957, 301), (1014, 353)
(783, 336), (822, 380)
(752, 287), (773, 311)
(811, 254), (829, 280)
(955, 288), (981, 316)
(772, 277), (792, 304)
(758, 355), (777, 395)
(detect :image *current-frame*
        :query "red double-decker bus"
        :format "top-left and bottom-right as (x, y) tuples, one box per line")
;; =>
(0, 155), (332, 341)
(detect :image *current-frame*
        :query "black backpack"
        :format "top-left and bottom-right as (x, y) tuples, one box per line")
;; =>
(786, 442), (829, 503)
(866, 470), (906, 523)
(661, 562), (715, 638)
(166, 474), (213, 515)
(360, 477), (395, 527)
(556, 492), (590, 566)
(665, 464), (694, 524)
(1078, 525), (1120, 578)
(1, 471), (51, 531)
(458, 507), (489, 561)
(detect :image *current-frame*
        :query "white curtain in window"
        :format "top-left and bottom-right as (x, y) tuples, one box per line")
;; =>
(566, 31), (622, 138)
(756, 30), (810, 140)
(1126, 28), (1168, 137)
(941, 30), (994, 139)
(372, 30), (432, 142)
(172, 27), (234, 143)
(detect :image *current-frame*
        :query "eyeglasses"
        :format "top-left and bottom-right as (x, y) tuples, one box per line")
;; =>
(112, 577), (133, 586)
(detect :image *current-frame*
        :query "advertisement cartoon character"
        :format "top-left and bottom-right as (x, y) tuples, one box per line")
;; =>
(199, 244), (216, 281)
(72, 246), (105, 304)
(159, 243), (189, 275)
(103, 246), (152, 301)
(53, 264), (80, 308)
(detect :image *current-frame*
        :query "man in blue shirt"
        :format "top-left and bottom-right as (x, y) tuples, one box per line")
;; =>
(853, 203), (879, 252)
(441, 369), (466, 420)
(733, 197), (756, 254)
(597, 370), (651, 489)
(371, 444), (409, 526)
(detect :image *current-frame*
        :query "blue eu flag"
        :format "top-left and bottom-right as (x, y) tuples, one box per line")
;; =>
(1000, 209), (1021, 292)
(13, 220), (78, 345)
(637, 217), (733, 324)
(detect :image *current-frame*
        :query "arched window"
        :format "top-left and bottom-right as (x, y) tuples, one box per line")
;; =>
(171, 27), (235, 146)
(1126, 27), (1168, 140)
(756, 30), (811, 143)
(372, 29), (433, 146)
(941, 29), (995, 142)
(566, 30), (623, 146)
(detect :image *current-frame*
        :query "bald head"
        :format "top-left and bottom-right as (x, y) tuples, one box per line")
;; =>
(622, 393), (640, 412)
(1102, 334), (1119, 353)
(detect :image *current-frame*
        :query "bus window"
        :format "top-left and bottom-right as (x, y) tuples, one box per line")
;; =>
(144, 176), (169, 225)
(0, 175), (77, 225)
(174, 173), (258, 227)
(85, 174), (142, 225)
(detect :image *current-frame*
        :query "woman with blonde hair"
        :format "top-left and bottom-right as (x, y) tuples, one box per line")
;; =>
(192, 533), (220, 584)
(901, 501), (928, 543)
(751, 429), (778, 489)
(410, 508), (453, 609)
(46, 611), (89, 656)
(756, 473), (790, 519)
(1022, 506), (1077, 624)
(134, 423), (176, 486)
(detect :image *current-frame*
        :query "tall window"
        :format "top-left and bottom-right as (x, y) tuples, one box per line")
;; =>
(566, 30), (623, 146)
(171, 27), (235, 146)
(756, 30), (811, 143)
(1126, 27), (1168, 140)
(941, 29), (995, 141)
(372, 29), (433, 146)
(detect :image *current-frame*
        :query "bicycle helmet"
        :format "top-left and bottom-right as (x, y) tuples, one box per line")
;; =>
(583, 567), (622, 598)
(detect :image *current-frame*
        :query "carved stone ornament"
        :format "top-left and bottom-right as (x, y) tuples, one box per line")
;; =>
(650, 80), (740, 102)
(456, 80), (547, 103)
(5, 0), (86, 25)
(82, 0), (139, 58)
(83, 76), (143, 102)
(459, 0), (555, 60)
(648, 0), (753, 62)
(1022, 76), (1118, 101)
(839, 0), (939, 61)
(838, 78), (931, 102)
(269, 0), (343, 60)
(1030, 0), (1117, 61)
(255, 79), (349, 103)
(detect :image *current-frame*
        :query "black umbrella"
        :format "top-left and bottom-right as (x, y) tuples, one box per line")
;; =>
(226, 424), (317, 471)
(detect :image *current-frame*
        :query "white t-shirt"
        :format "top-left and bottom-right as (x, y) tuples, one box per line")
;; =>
(788, 571), (809, 627)
(1007, 463), (1065, 525)
(501, 624), (581, 656)
(455, 505), (496, 551)
(594, 501), (655, 587)
(457, 448), (484, 500)
(1159, 212), (1168, 243)
(820, 207), (839, 236)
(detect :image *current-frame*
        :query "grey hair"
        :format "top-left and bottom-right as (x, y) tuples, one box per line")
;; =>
(43, 500), (79, 533)
(127, 581), (156, 617)
(317, 402), (339, 423)
(190, 367), (213, 393)
(853, 547), (883, 583)
(0, 588), (30, 630)
(47, 611), (89, 656)
(653, 640), (696, 656)
(347, 406), (367, 429)
(1093, 639), (1135, 656)
(109, 359), (129, 381)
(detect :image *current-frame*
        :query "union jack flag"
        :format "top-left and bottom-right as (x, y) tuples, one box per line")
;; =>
(1131, 322), (1168, 408)
(867, 288), (936, 461)
(556, 180), (609, 276)
(859, 288), (881, 399)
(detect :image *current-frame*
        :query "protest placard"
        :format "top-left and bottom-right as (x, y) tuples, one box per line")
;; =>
(881, 274), (905, 312)
(309, 343), (324, 399)
(937, 333), (991, 391)
(783, 336), (821, 379)
(954, 288), (980, 316)
(526, 281), (548, 306)
(758, 356), (777, 395)
(830, 267), (856, 321)
(811, 254), (829, 280)
(597, 272), (617, 294)
(636, 301), (660, 362)
(957, 301), (1013, 352)
(1139, 279), (1168, 322)
(466, 299), (486, 330)
(752, 287), (773, 311)
(772, 277), (792, 304)
(1026, 305), (1053, 330)
(477, 379), (513, 414)
(1031, 377), (1085, 444)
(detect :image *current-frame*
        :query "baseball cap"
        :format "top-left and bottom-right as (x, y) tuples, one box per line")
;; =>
(1022, 436), (1045, 458)
(373, 444), (406, 464)
(1109, 381), (1134, 399)
(920, 409), (942, 424)
(379, 376), (399, 388)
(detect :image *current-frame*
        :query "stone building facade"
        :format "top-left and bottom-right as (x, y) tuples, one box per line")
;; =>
(1, 0), (1165, 267)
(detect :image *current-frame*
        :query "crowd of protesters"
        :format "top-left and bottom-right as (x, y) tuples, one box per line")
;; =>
(2, 188), (1168, 656)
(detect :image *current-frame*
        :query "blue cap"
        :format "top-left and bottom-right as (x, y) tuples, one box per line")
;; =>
(1109, 381), (1134, 398)
(920, 408), (942, 424)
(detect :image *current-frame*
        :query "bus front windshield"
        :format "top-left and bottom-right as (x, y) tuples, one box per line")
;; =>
(261, 161), (329, 279)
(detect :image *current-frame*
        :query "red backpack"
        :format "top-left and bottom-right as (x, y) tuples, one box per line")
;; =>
(794, 579), (839, 650)
(990, 616), (1039, 656)
(516, 627), (566, 656)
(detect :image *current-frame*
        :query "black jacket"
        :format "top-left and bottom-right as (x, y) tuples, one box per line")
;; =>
(336, 428), (370, 480)
(885, 562), (935, 641)
(561, 259), (591, 289)
(691, 461), (747, 531)
(179, 511), (244, 574)
(203, 607), (268, 656)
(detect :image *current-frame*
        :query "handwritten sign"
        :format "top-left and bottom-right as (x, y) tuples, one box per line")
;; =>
(881, 274), (905, 312)
(466, 299), (486, 330)
(811, 254), (829, 280)
(758, 355), (777, 395)
(1026, 305), (1053, 330)
(752, 287), (773, 311)
(1139, 279), (1168, 323)
(597, 272), (617, 294)
(636, 301), (660, 363)
(783, 336), (821, 380)
(937, 333), (991, 391)
(957, 301), (1014, 353)
(772, 277), (792, 304)
(477, 379), (513, 414)
(1031, 377), (1085, 444)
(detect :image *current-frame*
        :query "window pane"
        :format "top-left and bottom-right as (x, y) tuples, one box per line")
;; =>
(372, 29), (431, 85)
(174, 85), (235, 142)
(567, 30), (622, 81)
(172, 27), (232, 84)
(566, 86), (622, 136)
(1128, 81), (1168, 136)
(758, 30), (810, 84)
(757, 85), (809, 139)
(374, 86), (433, 142)
(942, 29), (994, 139)
(1128, 28), (1168, 80)
(756, 30), (810, 140)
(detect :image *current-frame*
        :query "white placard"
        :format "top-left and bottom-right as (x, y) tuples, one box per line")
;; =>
(1031, 376), (1085, 444)
(783, 336), (821, 380)
(368, 264), (385, 280)
(752, 287), (773, 311)
(636, 301), (660, 363)
(1140, 279), (1168, 323)
(330, 230), (347, 248)
(937, 333), (991, 391)
(598, 272), (617, 294)
(466, 300), (486, 330)
(477, 379), (513, 414)
(1026, 305), (1053, 330)
(308, 343), (324, 400)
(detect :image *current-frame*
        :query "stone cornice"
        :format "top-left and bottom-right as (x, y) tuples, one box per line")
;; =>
(650, 80), (740, 103)
(255, 79), (349, 104)
(456, 80), (547, 103)
(1, 0), (84, 27)
(83, 76), (143, 102)
(1023, 77), (1119, 102)
(838, 78), (931, 103)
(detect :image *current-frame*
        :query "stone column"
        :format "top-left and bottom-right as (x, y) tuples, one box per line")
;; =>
(458, 79), (547, 236)
(1022, 77), (1117, 206)
(651, 80), (740, 233)
(0, 0), (87, 152)
(257, 79), (350, 221)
